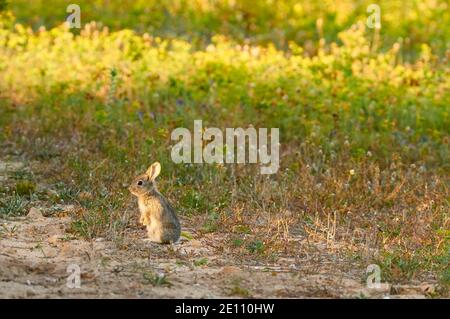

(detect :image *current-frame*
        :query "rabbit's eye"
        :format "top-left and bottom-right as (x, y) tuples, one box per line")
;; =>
(137, 180), (143, 186)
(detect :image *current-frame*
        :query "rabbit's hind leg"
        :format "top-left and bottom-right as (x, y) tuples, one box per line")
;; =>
(146, 225), (164, 243)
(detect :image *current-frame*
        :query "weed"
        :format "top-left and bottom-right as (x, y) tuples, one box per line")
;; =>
(193, 258), (208, 267)
(247, 240), (265, 254)
(0, 195), (29, 218)
(14, 180), (36, 196)
(231, 238), (244, 247)
(142, 272), (172, 287)
(229, 278), (251, 297)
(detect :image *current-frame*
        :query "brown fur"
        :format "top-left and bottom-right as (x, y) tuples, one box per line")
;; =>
(129, 162), (181, 243)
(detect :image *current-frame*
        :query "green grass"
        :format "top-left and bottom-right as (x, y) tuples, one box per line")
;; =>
(0, 195), (29, 218)
(193, 257), (209, 267)
(143, 272), (172, 287)
(14, 180), (36, 196)
(0, 1), (448, 290)
(247, 240), (265, 254)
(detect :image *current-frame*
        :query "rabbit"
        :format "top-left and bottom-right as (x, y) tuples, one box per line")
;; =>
(128, 162), (181, 244)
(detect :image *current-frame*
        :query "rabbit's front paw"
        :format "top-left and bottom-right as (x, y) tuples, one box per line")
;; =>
(139, 214), (149, 225)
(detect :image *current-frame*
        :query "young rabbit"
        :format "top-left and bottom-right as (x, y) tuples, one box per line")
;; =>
(129, 162), (181, 244)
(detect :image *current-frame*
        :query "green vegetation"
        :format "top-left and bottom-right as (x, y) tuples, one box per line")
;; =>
(0, 1), (448, 289)
(229, 278), (252, 297)
(9, 0), (450, 57)
(0, 195), (29, 217)
(194, 257), (209, 267)
(143, 271), (172, 287)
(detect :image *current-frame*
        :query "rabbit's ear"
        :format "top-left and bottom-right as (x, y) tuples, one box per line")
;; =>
(146, 162), (161, 181)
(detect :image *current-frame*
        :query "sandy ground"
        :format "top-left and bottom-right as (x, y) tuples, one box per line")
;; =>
(0, 159), (437, 299)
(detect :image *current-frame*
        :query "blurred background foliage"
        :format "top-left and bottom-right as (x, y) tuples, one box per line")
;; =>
(8, 0), (450, 58)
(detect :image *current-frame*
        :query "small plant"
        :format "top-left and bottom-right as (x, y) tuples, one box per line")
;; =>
(106, 67), (118, 108)
(180, 231), (193, 240)
(247, 240), (265, 254)
(182, 190), (209, 215)
(0, 224), (18, 238)
(376, 251), (423, 282)
(229, 278), (251, 297)
(14, 180), (36, 196)
(233, 224), (251, 234)
(231, 238), (244, 247)
(229, 285), (251, 297)
(193, 258), (208, 267)
(0, 195), (29, 217)
(143, 272), (172, 287)
(201, 211), (220, 233)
